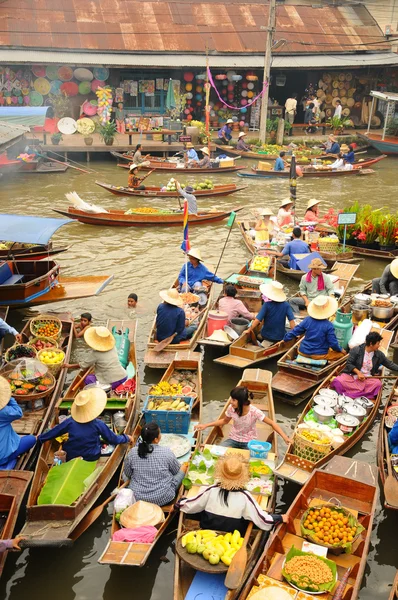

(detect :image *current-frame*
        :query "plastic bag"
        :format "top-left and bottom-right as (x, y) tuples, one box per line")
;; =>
(348, 319), (372, 349)
(114, 488), (135, 513)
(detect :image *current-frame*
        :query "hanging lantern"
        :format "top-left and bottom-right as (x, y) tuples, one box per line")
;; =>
(242, 82), (248, 89)
(228, 93), (234, 101)
(247, 91), (254, 99)
(241, 99), (247, 106)
(196, 85), (203, 93)
(232, 75), (242, 82)
(227, 84), (234, 92)
(239, 120), (245, 127)
(215, 74), (227, 80)
(185, 83), (192, 92)
(247, 82), (254, 90)
(186, 114), (193, 121)
(184, 72), (194, 82)
(241, 90), (248, 98)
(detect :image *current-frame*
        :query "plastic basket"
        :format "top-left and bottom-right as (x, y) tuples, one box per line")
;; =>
(293, 430), (332, 463)
(30, 315), (62, 340)
(248, 440), (272, 459)
(142, 395), (194, 434)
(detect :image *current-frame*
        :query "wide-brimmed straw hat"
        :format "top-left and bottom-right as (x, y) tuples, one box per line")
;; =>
(307, 199), (321, 210)
(215, 453), (250, 491)
(200, 147), (210, 155)
(391, 259), (398, 279)
(187, 247), (202, 261)
(238, 132), (247, 138)
(185, 142), (194, 149)
(71, 387), (107, 423)
(120, 501), (165, 529)
(280, 198), (293, 208)
(206, 329), (231, 343)
(308, 257), (327, 271)
(308, 295), (338, 320)
(260, 208), (273, 217)
(84, 326), (115, 352)
(340, 144), (350, 153)
(260, 281), (287, 303)
(159, 288), (183, 307)
(0, 376), (11, 411)
(226, 119), (233, 124)
(129, 163), (139, 171)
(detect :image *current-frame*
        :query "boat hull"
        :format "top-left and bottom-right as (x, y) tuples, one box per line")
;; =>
(360, 134), (398, 155)
(0, 260), (59, 305)
(377, 381), (398, 511)
(95, 180), (246, 198)
(117, 161), (243, 173)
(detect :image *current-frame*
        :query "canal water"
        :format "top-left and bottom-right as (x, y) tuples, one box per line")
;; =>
(0, 155), (397, 599)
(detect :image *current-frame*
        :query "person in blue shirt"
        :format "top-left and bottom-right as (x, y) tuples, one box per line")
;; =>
(389, 419), (398, 454)
(283, 295), (345, 360)
(38, 387), (133, 462)
(342, 144), (355, 164)
(0, 376), (36, 470)
(325, 135), (340, 155)
(218, 119), (233, 144)
(184, 142), (199, 165)
(0, 316), (22, 345)
(155, 288), (197, 343)
(274, 151), (287, 172)
(244, 282), (296, 344)
(269, 227), (310, 268)
(178, 248), (223, 292)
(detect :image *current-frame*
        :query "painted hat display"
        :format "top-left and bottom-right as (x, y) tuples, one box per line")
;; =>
(32, 65), (46, 77)
(74, 68), (94, 82)
(76, 117), (95, 135)
(46, 65), (60, 81)
(34, 77), (51, 95)
(50, 80), (62, 94)
(60, 81), (79, 97)
(78, 81), (92, 95)
(30, 91), (43, 106)
(91, 79), (102, 92)
(93, 67), (109, 81)
(57, 117), (77, 134)
(308, 295), (338, 320)
(58, 66), (74, 81)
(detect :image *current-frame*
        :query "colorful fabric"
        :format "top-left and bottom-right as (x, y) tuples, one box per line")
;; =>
(389, 420), (398, 454)
(305, 270), (325, 291)
(112, 525), (158, 543)
(181, 199), (190, 252)
(360, 351), (374, 377)
(331, 373), (381, 399)
(225, 404), (264, 443)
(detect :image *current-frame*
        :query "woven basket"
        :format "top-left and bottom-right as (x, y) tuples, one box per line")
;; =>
(300, 503), (363, 555)
(319, 240), (339, 253)
(30, 315), (62, 340)
(293, 430), (332, 463)
(37, 347), (65, 375)
(28, 336), (59, 350)
(5, 344), (37, 363)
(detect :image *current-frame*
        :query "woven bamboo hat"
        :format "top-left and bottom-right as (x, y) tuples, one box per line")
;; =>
(260, 281), (286, 303)
(307, 198), (321, 210)
(84, 326), (115, 352)
(159, 288), (183, 307)
(260, 208), (273, 216)
(185, 142), (194, 149)
(129, 163), (139, 171)
(71, 387), (107, 423)
(280, 198), (293, 208)
(238, 132), (247, 138)
(215, 453), (250, 491)
(187, 248), (202, 261)
(308, 257), (327, 270)
(0, 376), (11, 410)
(200, 147), (210, 155)
(120, 501), (165, 528)
(308, 295), (338, 320)
(390, 258), (398, 279)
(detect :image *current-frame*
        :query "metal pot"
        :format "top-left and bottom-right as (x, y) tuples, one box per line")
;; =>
(230, 317), (251, 335)
(371, 305), (394, 320)
(355, 396), (374, 416)
(390, 296), (398, 314)
(353, 293), (371, 305)
(313, 394), (337, 409)
(352, 304), (371, 321)
(314, 405), (335, 423)
(318, 389), (339, 401)
(336, 394), (354, 414)
(335, 413), (360, 434)
(345, 403), (367, 423)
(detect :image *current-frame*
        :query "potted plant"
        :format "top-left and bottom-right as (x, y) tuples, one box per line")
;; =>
(355, 205), (382, 249)
(327, 116), (353, 135)
(51, 132), (62, 145)
(48, 92), (70, 119)
(98, 121), (117, 146)
(378, 214), (397, 251)
(266, 118), (278, 141)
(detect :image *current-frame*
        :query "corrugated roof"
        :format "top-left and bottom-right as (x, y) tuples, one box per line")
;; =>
(0, 120), (29, 152)
(0, 0), (390, 54)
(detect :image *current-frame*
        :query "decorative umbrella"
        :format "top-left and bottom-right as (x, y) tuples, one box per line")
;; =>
(165, 79), (176, 111)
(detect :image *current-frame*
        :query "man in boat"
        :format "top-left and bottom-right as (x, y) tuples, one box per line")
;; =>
(128, 143), (150, 164)
(274, 151), (287, 172)
(268, 226), (309, 268)
(178, 248), (223, 292)
(219, 285), (255, 324)
(389, 416), (398, 454)
(289, 257), (335, 316)
(325, 135), (340, 154)
(277, 198), (294, 227)
(183, 142), (199, 166)
(128, 164), (146, 190)
(218, 119), (233, 144)
(0, 315), (22, 345)
(236, 132), (251, 152)
(283, 295), (346, 361)
(155, 288), (197, 343)
(372, 259), (398, 296)
(342, 143), (355, 164)
(196, 147), (211, 168)
(244, 282), (296, 345)
(176, 181), (197, 215)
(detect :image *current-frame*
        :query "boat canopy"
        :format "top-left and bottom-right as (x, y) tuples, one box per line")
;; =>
(0, 107), (50, 127)
(0, 215), (72, 245)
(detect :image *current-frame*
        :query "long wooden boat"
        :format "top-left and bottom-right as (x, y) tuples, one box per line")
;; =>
(240, 455), (377, 600)
(389, 571), (398, 600)
(273, 334), (392, 486)
(117, 161), (244, 174)
(174, 368), (278, 600)
(99, 353), (202, 567)
(0, 470), (33, 577)
(377, 380), (398, 511)
(53, 206), (243, 228)
(237, 162), (378, 179)
(24, 275), (114, 307)
(95, 180), (246, 199)
(348, 244), (398, 261)
(0, 243), (70, 261)
(19, 320), (139, 545)
(360, 133), (398, 155)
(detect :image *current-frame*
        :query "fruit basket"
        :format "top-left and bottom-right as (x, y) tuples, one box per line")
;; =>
(0, 358), (55, 400)
(300, 504), (364, 555)
(5, 344), (37, 363)
(293, 429), (332, 463)
(28, 336), (59, 351)
(37, 348), (65, 375)
(30, 315), (62, 339)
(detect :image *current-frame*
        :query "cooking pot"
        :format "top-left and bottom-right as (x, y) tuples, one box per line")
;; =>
(314, 405), (335, 422)
(390, 296), (398, 314)
(318, 389), (338, 400)
(379, 294), (391, 300)
(313, 394), (337, 409)
(355, 396), (374, 415)
(344, 403), (367, 423)
(353, 293), (371, 305)
(230, 317), (250, 335)
(336, 394), (354, 414)
(336, 413), (360, 434)
(352, 304), (371, 321)
(371, 305), (394, 320)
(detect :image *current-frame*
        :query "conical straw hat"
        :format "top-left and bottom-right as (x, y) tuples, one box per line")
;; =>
(84, 326), (115, 352)
(259, 281), (286, 303)
(159, 288), (183, 307)
(71, 387), (107, 423)
(0, 376), (11, 410)
(120, 501), (165, 528)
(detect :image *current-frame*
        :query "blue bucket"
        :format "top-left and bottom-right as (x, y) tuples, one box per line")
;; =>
(248, 440), (272, 459)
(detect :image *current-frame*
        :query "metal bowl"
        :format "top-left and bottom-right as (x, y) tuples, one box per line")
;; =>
(371, 305), (394, 320)
(354, 293), (371, 305)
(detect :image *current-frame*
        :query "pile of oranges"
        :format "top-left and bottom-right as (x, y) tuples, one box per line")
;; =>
(33, 320), (60, 339)
(302, 505), (359, 547)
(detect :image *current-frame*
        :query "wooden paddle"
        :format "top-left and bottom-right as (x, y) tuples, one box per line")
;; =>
(224, 522), (253, 590)
(152, 306), (209, 352)
(383, 430), (398, 508)
(69, 481), (128, 541)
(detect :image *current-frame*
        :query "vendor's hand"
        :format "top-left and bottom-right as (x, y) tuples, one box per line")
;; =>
(15, 333), (23, 343)
(126, 435), (135, 444)
(194, 424), (207, 432)
(342, 349), (347, 355)
(12, 537), (25, 551)
(304, 298), (310, 307)
(284, 437), (294, 445)
(61, 363), (70, 369)
(357, 372), (366, 381)
(243, 329), (252, 336)
(281, 514), (289, 524)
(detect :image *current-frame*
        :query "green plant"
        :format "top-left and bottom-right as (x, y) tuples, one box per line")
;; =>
(190, 119), (210, 143)
(98, 121), (117, 144)
(327, 116), (354, 131)
(386, 118), (398, 137)
(48, 92), (70, 118)
(378, 214), (398, 246)
(51, 132), (62, 143)
(356, 205), (383, 244)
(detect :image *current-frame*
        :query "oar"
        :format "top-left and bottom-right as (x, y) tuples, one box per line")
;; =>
(69, 481), (128, 541)
(383, 430), (398, 509)
(45, 149), (98, 172)
(224, 522), (253, 590)
(153, 306), (209, 352)
(37, 153), (91, 174)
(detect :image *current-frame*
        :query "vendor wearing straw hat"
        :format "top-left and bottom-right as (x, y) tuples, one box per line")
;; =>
(38, 387), (133, 462)
(155, 288), (197, 343)
(236, 131), (251, 152)
(128, 163), (146, 190)
(178, 247), (223, 293)
(244, 281), (296, 345)
(289, 256), (335, 316)
(183, 142), (199, 165)
(283, 295), (345, 361)
(277, 198), (294, 228)
(268, 226), (309, 267)
(196, 146), (211, 169)
(218, 119), (233, 144)
(0, 376), (36, 470)
(63, 326), (127, 389)
(254, 208), (276, 245)
(175, 180), (197, 215)
(324, 134), (340, 155)
(372, 258), (398, 296)
(304, 198), (322, 222)
(179, 453), (288, 535)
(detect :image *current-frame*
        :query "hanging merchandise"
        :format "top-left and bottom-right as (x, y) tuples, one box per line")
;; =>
(45, 65), (59, 81)
(276, 75), (286, 87)
(57, 66), (74, 81)
(74, 68), (94, 82)
(91, 79), (103, 92)
(60, 81), (79, 97)
(185, 83), (192, 92)
(32, 65), (46, 77)
(130, 81), (138, 96)
(231, 75), (242, 82)
(50, 80), (62, 94)
(207, 66), (267, 111)
(82, 99), (98, 116)
(183, 72), (194, 82)
(30, 91), (44, 106)
(93, 67), (109, 81)
(57, 117), (77, 134)
(96, 86), (113, 125)
(156, 78), (164, 90)
(115, 87), (124, 103)
(78, 81), (92, 95)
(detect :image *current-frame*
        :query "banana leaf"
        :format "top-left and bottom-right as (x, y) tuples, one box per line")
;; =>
(38, 458), (97, 506)
(282, 546), (337, 593)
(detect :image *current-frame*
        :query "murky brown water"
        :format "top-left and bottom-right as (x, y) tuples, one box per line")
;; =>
(0, 155), (397, 599)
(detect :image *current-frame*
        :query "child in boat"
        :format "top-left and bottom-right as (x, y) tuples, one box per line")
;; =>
(179, 454), (288, 535)
(123, 422), (187, 506)
(74, 312), (92, 339)
(195, 386), (292, 449)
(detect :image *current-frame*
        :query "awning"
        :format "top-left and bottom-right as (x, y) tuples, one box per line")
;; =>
(0, 215), (72, 245)
(0, 49), (397, 69)
(0, 121), (29, 153)
(0, 107), (50, 127)
(370, 91), (398, 103)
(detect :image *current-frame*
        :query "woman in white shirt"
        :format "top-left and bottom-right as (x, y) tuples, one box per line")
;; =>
(330, 153), (344, 170)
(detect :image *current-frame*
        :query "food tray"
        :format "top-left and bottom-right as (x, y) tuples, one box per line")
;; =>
(143, 395), (194, 434)
(176, 530), (251, 574)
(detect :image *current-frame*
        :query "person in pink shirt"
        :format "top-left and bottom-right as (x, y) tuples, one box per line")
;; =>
(195, 386), (292, 450)
(218, 285), (255, 325)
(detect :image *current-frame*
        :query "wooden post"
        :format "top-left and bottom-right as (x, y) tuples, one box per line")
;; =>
(259, 0), (276, 144)
(276, 117), (284, 146)
(87, 152), (90, 163)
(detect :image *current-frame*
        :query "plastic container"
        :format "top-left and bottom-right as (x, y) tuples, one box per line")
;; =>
(112, 326), (130, 369)
(207, 310), (229, 337)
(248, 440), (272, 459)
(142, 395), (194, 434)
(333, 309), (353, 350)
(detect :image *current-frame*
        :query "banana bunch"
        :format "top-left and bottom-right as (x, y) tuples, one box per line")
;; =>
(181, 529), (243, 566)
(147, 399), (189, 411)
(150, 381), (183, 396)
(251, 255), (270, 272)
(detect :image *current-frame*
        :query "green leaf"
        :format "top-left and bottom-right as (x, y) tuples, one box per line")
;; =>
(182, 478), (192, 490)
(282, 546), (337, 593)
(202, 449), (212, 458)
(198, 461), (207, 473)
(194, 478), (204, 485)
(38, 458), (97, 506)
(207, 465), (215, 476)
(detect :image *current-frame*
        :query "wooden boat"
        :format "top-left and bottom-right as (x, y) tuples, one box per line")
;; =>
(360, 133), (398, 155)
(19, 320), (139, 545)
(377, 381), (398, 511)
(174, 368), (278, 600)
(240, 455), (378, 600)
(19, 161), (68, 174)
(99, 353), (202, 567)
(347, 244), (398, 261)
(117, 160), (244, 174)
(273, 333), (392, 486)
(0, 470), (33, 577)
(0, 243), (69, 261)
(53, 206), (243, 228)
(95, 180), (246, 199)
(25, 274), (114, 307)
(236, 158), (381, 179)
(389, 571), (398, 600)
